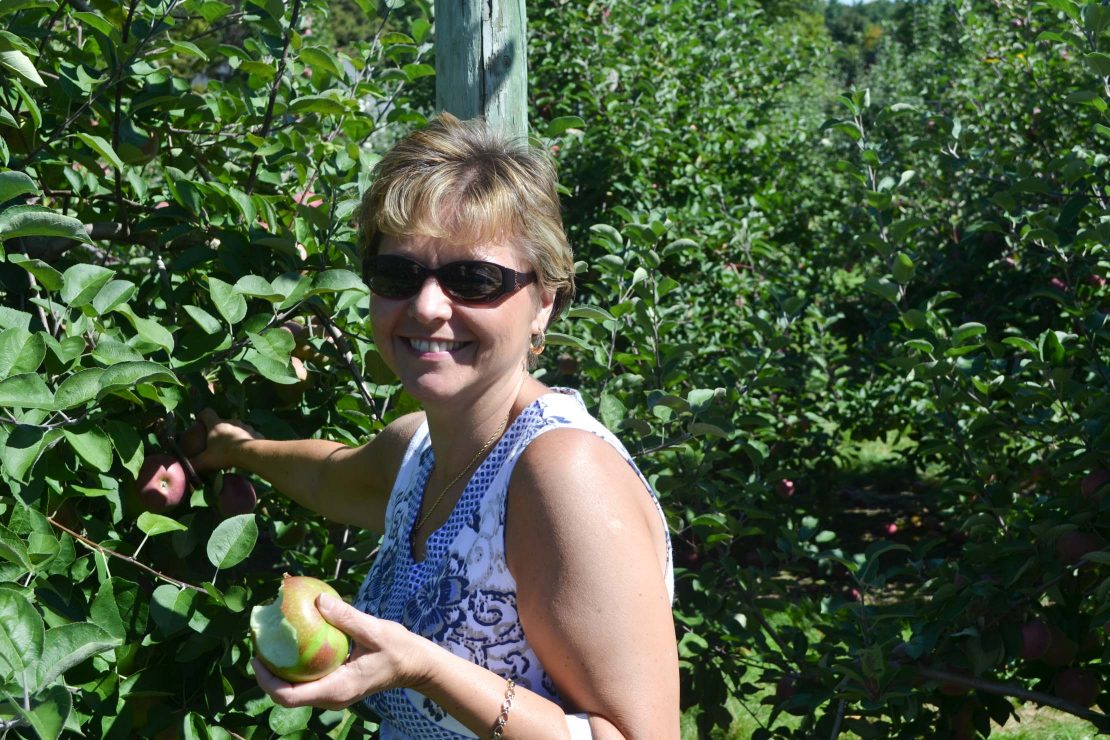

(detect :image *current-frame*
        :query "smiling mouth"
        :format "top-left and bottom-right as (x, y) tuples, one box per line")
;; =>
(406, 338), (469, 353)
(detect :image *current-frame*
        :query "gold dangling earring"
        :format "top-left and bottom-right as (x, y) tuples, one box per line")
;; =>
(529, 330), (546, 356)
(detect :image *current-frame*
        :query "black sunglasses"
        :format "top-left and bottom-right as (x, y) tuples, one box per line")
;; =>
(364, 254), (537, 304)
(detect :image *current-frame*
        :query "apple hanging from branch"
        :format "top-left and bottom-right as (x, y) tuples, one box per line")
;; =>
(134, 453), (188, 513)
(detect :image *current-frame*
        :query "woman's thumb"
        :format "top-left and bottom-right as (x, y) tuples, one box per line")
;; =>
(317, 594), (374, 641)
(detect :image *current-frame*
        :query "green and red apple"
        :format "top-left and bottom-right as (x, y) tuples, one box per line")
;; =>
(250, 574), (349, 683)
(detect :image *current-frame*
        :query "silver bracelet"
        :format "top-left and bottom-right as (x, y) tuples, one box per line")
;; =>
(491, 678), (516, 739)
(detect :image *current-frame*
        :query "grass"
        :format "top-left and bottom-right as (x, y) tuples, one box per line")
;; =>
(680, 694), (1105, 738)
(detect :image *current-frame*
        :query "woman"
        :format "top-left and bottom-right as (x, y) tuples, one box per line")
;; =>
(192, 113), (679, 738)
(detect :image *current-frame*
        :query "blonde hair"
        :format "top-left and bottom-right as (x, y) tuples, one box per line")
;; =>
(358, 113), (575, 324)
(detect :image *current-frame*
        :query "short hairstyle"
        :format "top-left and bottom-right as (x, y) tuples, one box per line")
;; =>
(357, 112), (575, 324)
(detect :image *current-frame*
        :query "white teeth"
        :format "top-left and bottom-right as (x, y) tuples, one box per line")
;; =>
(410, 338), (465, 353)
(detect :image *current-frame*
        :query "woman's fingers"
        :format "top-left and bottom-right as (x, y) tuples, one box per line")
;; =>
(188, 409), (261, 473)
(253, 656), (367, 711)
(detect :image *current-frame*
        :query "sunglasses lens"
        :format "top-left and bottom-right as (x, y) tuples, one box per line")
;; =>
(368, 256), (424, 298)
(443, 263), (505, 302)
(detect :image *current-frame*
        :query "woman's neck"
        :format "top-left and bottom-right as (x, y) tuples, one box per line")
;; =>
(421, 373), (546, 472)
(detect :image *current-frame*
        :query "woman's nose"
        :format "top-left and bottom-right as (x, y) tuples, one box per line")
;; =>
(408, 277), (454, 322)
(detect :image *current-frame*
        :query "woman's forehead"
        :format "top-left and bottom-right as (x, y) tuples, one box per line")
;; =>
(379, 232), (524, 266)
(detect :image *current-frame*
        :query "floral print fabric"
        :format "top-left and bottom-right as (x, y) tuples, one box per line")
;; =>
(354, 388), (673, 739)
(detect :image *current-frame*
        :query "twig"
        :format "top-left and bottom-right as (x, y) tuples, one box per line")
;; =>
(244, 0), (304, 194)
(46, 516), (206, 593)
(304, 301), (379, 419)
(915, 665), (1110, 732)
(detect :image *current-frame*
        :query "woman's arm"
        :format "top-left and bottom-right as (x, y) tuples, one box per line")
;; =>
(505, 428), (680, 738)
(253, 426), (678, 739)
(189, 409), (424, 533)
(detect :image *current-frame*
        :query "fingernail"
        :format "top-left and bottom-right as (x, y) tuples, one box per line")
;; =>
(318, 594), (337, 610)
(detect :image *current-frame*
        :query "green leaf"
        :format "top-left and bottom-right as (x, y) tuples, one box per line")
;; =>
(0, 372), (54, 409)
(863, 276), (900, 304)
(0, 589), (44, 681)
(104, 418), (143, 478)
(53, 368), (102, 411)
(1002, 337), (1038, 354)
(0, 170), (37, 203)
(115, 306), (175, 353)
(299, 46), (343, 77)
(544, 331), (592, 351)
(169, 39), (208, 60)
(62, 424), (113, 472)
(0, 0), (53, 17)
(0, 48), (45, 87)
(206, 514), (258, 570)
(567, 305), (615, 322)
(403, 62), (435, 80)
(311, 269), (367, 294)
(951, 322), (987, 345)
(235, 275), (282, 301)
(891, 252), (915, 284)
(150, 584), (195, 635)
(1085, 52), (1110, 76)
(92, 279), (137, 314)
(687, 388), (717, 414)
(239, 60), (276, 81)
(183, 305), (222, 335)
(545, 116), (586, 137)
(74, 133), (125, 171)
(0, 206), (90, 243)
(1, 424), (58, 480)
(90, 577), (142, 641)
(19, 683), (70, 740)
(248, 328), (294, 363)
(0, 524), (32, 571)
(36, 622), (119, 690)
(0, 327), (46, 377)
(903, 339), (934, 354)
(1039, 329), (1066, 365)
(269, 705), (313, 734)
(72, 10), (119, 37)
(137, 512), (189, 537)
(209, 277), (248, 325)
(97, 361), (179, 396)
(228, 186), (255, 224)
(599, 392), (625, 430)
(289, 94), (348, 116)
(60, 263), (115, 307)
(7, 254), (63, 291)
(589, 223), (623, 248)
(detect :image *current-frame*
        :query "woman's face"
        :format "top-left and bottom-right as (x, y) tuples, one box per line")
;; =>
(369, 233), (554, 407)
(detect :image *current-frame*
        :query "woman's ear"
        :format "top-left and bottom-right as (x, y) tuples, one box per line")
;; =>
(533, 287), (556, 332)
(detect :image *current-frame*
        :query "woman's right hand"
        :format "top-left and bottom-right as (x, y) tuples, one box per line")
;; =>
(188, 408), (263, 473)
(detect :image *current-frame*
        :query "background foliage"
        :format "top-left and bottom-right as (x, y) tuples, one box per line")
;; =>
(1, 0), (1108, 737)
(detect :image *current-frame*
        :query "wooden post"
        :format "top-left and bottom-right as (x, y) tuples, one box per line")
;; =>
(434, 0), (528, 141)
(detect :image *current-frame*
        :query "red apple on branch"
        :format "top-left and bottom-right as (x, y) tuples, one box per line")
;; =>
(218, 474), (258, 518)
(134, 454), (188, 513)
(1054, 667), (1101, 707)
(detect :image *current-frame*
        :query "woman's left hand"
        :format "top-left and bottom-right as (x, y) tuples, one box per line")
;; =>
(254, 594), (430, 711)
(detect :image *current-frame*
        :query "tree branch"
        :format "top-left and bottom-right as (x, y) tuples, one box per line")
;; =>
(47, 516), (206, 594)
(915, 665), (1110, 732)
(244, 0), (303, 195)
(304, 301), (380, 420)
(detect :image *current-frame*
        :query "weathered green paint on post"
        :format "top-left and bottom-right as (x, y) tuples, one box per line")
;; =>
(434, 0), (528, 140)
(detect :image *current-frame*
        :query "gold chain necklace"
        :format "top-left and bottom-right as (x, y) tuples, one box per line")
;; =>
(411, 414), (509, 541)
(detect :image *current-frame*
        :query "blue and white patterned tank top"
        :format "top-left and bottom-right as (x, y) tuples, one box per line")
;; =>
(352, 388), (673, 739)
